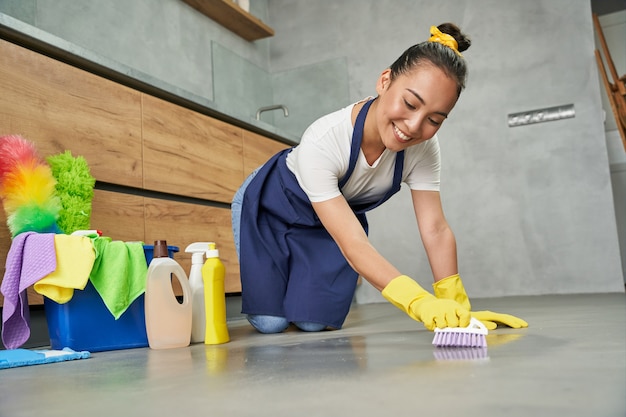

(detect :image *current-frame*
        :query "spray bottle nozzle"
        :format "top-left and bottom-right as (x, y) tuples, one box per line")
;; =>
(185, 242), (213, 264)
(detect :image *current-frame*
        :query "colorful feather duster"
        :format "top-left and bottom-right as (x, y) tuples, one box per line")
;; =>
(0, 135), (62, 237)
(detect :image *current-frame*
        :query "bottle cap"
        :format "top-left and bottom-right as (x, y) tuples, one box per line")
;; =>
(153, 240), (170, 258)
(206, 242), (219, 258)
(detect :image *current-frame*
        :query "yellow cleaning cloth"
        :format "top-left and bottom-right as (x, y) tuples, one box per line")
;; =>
(34, 235), (96, 303)
(89, 237), (148, 319)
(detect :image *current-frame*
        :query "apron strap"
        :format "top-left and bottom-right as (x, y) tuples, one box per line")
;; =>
(338, 98), (405, 212)
(338, 98), (375, 189)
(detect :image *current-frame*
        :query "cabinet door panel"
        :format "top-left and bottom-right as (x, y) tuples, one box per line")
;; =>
(143, 198), (240, 294)
(242, 130), (291, 176)
(91, 190), (146, 242)
(142, 95), (244, 204)
(0, 39), (143, 187)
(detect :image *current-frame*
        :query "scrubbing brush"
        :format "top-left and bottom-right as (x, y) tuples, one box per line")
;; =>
(432, 317), (488, 348)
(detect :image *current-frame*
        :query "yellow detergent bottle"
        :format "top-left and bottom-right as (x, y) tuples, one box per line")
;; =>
(203, 242), (229, 345)
(145, 240), (192, 349)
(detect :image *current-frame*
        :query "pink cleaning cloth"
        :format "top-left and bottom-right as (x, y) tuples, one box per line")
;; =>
(1, 232), (57, 349)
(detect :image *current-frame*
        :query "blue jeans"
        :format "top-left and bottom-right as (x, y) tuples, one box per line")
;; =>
(232, 168), (329, 334)
(247, 315), (328, 333)
(231, 167), (260, 261)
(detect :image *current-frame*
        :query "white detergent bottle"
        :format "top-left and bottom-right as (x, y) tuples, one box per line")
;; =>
(145, 240), (192, 349)
(185, 242), (212, 343)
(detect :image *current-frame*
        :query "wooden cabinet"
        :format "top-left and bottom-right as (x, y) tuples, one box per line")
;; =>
(90, 191), (146, 243)
(0, 39), (143, 188)
(0, 38), (288, 306)
(144, 198), (239, 293)
(142, 95), (244, 203)
(243, 129), (291, 176)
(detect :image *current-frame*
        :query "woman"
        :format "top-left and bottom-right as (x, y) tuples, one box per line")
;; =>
(232, 23), (528, 334)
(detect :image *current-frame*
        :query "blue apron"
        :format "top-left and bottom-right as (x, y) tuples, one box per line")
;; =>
(239, 99), (405, 328)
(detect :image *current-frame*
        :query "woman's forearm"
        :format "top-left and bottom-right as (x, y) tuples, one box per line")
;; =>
(339, 239), (402, 291)
(421, 224), (458, 282)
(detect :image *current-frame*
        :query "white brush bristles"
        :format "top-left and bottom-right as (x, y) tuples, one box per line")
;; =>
(432, 317), (488, 348)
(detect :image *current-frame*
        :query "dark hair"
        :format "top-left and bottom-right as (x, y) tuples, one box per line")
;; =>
(389, 23), (471, 96)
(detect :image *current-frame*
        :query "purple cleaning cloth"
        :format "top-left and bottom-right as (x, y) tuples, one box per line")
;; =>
(1, 232), (57, 349)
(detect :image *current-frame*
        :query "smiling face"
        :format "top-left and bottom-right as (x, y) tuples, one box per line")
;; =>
(373, 63), (459, 152)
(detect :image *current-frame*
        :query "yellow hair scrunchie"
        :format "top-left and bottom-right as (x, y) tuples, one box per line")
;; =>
(428, 26), (462, 56)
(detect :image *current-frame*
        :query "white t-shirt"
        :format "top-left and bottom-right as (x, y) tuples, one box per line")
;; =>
(286, 100), (441, 205)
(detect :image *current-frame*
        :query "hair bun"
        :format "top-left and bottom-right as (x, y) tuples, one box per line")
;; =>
(436, 22), (471, 52)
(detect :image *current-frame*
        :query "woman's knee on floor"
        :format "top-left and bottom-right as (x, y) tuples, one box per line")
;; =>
(293, 321), (328, 332)
(247, 315), (290, 334)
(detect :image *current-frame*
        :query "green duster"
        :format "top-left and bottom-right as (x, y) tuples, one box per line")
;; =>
(46, 151), (96, 234)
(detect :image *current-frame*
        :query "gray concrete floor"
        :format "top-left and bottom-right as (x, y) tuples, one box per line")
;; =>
(1, 293), (625, 417)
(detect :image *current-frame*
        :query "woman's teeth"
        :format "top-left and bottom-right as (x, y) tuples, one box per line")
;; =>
(394, 125), (411, 142)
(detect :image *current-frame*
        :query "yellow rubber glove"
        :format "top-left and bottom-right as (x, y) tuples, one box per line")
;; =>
(382, 275), (471, 331)
(431, 274), (472, 310)
(471, 311), (528, 330)
(432, 274), (528, 330)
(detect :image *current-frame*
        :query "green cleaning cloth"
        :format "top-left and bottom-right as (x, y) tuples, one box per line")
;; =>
(89, 237), (148, 319)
